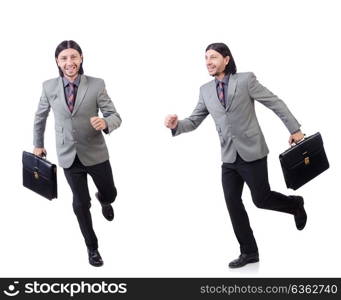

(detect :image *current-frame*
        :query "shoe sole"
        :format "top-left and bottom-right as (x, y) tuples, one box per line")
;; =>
(296, 219), (307, 230)
(89, 261), (104, 267)
(102, 209), (114, 221)
(229, 258), (259, 268)
(97, 193), (114, 221)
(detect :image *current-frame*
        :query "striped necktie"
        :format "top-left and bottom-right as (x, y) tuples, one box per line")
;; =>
(67, 82), (75, 112)
(218, 81), (226, 108)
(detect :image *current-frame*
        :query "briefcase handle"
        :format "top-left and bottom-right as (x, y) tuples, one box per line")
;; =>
(290, 133), (306, 147)
(34, 150), (47, 159)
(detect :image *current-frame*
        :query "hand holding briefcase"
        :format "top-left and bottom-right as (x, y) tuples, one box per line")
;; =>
(22, 151), (57, 200)
(279, 132), (329, 190)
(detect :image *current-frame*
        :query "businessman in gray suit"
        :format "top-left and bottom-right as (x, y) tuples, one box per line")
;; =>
(33, 40), (121, 267)
(165, 43), (307, 268)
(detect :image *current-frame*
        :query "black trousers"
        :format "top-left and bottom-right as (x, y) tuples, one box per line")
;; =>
(221, 153), (300, 254)
(63, 155), (117, 250)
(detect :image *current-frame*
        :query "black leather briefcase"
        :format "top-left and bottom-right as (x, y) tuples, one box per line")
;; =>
(279, 132), (329, 190)
(22, 151), (57, 200)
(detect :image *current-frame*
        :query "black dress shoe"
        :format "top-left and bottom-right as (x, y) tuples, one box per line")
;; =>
(88, 248), (103, 267)
(292, 196), (307, 230)
(95, 192), (114, 221)
(228, 253), (259, 268)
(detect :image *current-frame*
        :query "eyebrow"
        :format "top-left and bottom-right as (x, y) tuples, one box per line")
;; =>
(59, 54), (78, 59)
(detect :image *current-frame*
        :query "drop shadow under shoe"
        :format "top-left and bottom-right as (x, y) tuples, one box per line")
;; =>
(88, 249), (103, 267)
(95, 192), (114, 221)
(228, 253), (259, 269)
(292, 196), (307, 230)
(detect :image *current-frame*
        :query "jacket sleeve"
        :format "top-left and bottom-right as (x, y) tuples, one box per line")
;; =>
(33, 83), (51, 147)
(172, 88), (209, 136)
(97, 80), (122, 134)
(247, 72), (301, 134)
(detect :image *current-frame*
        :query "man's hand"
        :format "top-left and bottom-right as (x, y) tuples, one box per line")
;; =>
(164, 114), (178, 129)
(90, 117), (107, 131)
(33, 147), (47, 157)
(288, 130), (305, 145)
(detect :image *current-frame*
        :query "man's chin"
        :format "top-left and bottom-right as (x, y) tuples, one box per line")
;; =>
(64, 72), (78, 78)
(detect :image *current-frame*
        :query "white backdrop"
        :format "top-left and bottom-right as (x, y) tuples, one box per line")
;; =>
(0, 0), (340, 277)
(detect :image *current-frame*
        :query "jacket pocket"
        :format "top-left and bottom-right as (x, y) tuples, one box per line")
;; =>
(55, 125), (64, 145)
(245, 127), (259, 138)
(87, 132), (103, 144)
(217, 127), (225, 145)
(55, 125), (63, 133)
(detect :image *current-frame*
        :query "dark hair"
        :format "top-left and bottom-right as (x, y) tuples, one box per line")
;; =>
(205, 43), (237, 74)
(55, 40), (84, 77)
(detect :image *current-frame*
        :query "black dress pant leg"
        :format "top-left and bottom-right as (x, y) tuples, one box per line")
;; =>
(86, 160), (117, 205)
(222, 162), (258, 254)
(236, 155), (300, 214)
(63, 156), (98, 250)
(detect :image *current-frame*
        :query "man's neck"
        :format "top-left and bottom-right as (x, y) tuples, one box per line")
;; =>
(215, 72), (226, 81)
(64, 74), (79, 82)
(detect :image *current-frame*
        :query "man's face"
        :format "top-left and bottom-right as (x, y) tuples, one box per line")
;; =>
(56, 48), (82, 80)
(205, 49), (229, 77)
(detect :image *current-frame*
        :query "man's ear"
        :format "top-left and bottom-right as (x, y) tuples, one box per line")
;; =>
(225, 56), (230, 66)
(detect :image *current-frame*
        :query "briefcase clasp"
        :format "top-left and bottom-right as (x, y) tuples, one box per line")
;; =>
(34, 171), (39, 179)
(304, 157), (310, 165)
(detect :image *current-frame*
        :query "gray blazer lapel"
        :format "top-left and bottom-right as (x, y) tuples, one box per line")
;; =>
(57, 77), (71, 115)
(208, 81), (226, 111)
(72, 75), (88, 116)
(226, 74), (237, 111)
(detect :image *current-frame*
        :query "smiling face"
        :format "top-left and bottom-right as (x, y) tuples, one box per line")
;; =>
(56, 48), (82, 81)
(205, 49), (229, 79)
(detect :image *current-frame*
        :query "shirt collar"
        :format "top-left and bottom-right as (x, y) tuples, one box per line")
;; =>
(215, 74), (230, 86)
(62, 75), (81, 87)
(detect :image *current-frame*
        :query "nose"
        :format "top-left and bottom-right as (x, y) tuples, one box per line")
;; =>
(66, 57), (73, 64)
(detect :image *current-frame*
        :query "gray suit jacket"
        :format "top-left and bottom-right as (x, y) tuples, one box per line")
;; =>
(172, 72), (301, 163)
(33, 75), (122, 168)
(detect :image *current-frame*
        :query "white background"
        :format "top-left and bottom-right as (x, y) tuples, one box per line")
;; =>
(0, 0), (340, 277)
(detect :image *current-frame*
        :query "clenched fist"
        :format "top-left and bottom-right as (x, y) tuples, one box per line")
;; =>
(90, 116), (107, 131)
(164, 114), (178, 129)
(288, 130), (305, 145)
(33, 147), (47, 157)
